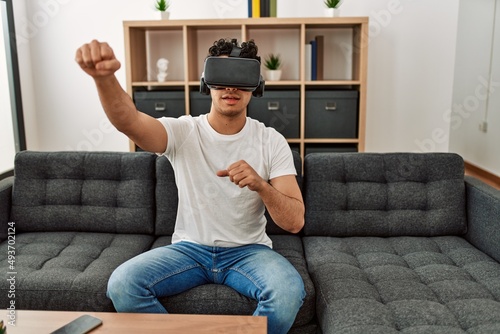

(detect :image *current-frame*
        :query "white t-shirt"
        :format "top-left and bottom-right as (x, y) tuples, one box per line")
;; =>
(158, 114), (296, 248)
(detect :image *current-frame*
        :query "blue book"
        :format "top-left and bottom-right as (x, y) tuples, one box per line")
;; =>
(310, 40), (317, 80)
(248, 0), (252, 17)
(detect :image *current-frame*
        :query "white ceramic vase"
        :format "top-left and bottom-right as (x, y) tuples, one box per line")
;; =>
(265, 70), (282, 81)
(160, 11), (170, 20)
(325, 8), (340, 17)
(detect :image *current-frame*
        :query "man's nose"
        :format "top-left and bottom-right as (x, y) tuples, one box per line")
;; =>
(225, 87), (237, 91)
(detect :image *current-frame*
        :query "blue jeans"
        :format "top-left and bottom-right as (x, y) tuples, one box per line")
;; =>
(107, 241), (305, 334)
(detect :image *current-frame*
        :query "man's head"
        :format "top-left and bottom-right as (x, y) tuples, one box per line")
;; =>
(200, 38), (264, 98)
(201, 38), (264, 120)
(208, 38), (260, 62)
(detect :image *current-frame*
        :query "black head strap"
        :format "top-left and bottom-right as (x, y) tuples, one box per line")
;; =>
(230, 46), (242, 57)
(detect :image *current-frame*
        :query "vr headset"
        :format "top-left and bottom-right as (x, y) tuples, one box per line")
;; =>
(200, 53), (265, 98)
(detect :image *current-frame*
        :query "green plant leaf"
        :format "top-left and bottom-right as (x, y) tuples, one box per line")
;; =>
(324, 0), (342, 8)
(264, 53), (282, 70)
(155, 0), (170, 11)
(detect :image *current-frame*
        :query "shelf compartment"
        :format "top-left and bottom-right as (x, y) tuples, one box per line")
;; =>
(305, 90), (359, 139)
(146, 29), (185, 82)
(304, 143), (359, 156)
(248, 90), (300, 139)
(185, 26), (243, 82)
(246, 26), (301, 81)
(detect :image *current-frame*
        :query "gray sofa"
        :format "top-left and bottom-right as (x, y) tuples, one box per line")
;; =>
(1, 150), (500, 333)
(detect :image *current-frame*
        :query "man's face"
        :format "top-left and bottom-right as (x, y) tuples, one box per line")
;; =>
(210, 87), (252, 117)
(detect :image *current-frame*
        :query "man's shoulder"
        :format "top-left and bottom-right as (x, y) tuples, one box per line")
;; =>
(246, 117), (278, 133)
(160, 114), (204, 127)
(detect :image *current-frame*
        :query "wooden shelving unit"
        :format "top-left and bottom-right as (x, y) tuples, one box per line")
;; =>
(123, 17), (369, 159)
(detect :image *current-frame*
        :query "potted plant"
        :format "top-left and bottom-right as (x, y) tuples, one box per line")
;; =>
(264, 53), (282, 81)
(155, 0), (171, 20)
(324, 0), (342, 17)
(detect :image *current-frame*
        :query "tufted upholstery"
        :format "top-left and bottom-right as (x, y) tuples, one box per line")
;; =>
(2, 150), (500, 334)
(0, 232), (153, 311)
(302, 152), (500, 333)
(11, 151), (156, 234)
(154, 155), (178, 236)
(303, 236), (500, 333)
(303, 153), (467, 237)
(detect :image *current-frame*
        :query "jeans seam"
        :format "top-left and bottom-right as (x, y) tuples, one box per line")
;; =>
(146, 264), (202, 289)
(228, 267), (265, 293)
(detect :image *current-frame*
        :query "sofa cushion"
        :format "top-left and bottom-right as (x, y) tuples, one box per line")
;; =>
(155, 156), (178, 236)
(11, 151), (157, 234)
(303, 153), (467, 237)
(303, 236), (500, 333)
(0, 232), (154, 311)
(151, 235), (316, 329)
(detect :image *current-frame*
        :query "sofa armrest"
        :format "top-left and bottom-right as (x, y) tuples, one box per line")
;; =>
(464, 175), (500, 262)
(0, 176), (14, 242)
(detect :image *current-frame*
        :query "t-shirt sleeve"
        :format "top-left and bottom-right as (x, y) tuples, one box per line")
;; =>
(269, 132), (297, 180)
(157, 116), (194, 158)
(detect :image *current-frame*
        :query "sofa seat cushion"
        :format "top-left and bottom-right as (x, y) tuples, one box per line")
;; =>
(303, 236), (500, 333)
(0, 232), (154, 311)
(151, 235), (316, 329)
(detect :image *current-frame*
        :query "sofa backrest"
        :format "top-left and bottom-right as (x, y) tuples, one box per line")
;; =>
(155, 155), (178, 236)
(303, 153), (467, 237)
(11, 151), (157, 234)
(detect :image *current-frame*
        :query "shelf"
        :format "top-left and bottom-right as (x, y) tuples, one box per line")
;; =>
(123, 17), (369, 158)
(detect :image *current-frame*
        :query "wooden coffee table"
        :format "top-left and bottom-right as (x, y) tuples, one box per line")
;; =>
(5, 310), (267, 333)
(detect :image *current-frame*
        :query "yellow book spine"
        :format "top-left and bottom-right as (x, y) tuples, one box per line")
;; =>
(252, 0), (260, 17)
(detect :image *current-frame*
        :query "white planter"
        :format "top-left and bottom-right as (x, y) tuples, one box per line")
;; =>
(325, 8), (340, 17)
(265, 70), (282, 81)
(160, 11), (170, 20)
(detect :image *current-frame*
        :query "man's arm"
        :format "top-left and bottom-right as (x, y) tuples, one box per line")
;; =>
(261, 175), (305, 233)
(217, 161), (305, 233)
(75, 40), (167, 153)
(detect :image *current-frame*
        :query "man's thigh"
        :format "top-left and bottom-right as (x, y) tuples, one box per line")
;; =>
(110, 241), (211, 297)
(221, 245), (305, 300)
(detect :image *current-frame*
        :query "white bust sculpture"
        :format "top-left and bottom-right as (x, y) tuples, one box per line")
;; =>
(157, 58), (169, 82)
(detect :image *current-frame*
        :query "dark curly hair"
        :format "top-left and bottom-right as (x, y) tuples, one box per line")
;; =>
(207, 38), (261, 63)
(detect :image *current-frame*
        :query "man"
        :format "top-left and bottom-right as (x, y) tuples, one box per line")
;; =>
(75, 38), (305, 334)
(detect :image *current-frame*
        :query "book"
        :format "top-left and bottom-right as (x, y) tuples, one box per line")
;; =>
(248, 0), (252, 18)
(252, 0), (260, 17)
(270, 0), (277, 17)
(310, 40), (317, 80)
(305, 43), (312, 81)
(260, 0), (269, 17)
(315, 35), (324, 80)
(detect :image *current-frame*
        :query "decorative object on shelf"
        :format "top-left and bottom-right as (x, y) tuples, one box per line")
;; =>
(155, 0), (170, 20)
(0, 321), (6, 334)
(264, 53), (282, 81)
(324, 0), (342, 17)
(156, 58), (169, 82)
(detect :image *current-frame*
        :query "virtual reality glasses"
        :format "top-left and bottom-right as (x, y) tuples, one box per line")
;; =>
(200, 57), (265, 97)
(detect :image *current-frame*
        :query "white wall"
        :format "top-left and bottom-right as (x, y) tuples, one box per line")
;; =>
(13, 1), (473, 162)
(450, 0), (500, 176)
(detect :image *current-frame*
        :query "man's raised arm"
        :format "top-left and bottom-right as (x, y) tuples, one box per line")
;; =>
(75, 40), (167, 153)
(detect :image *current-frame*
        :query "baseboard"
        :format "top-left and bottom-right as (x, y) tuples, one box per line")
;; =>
(464, 161), (500, 189)
(0, 170), (14, 181)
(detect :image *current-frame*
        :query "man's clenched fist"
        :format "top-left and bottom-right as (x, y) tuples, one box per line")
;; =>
(75, 40), (121, 78)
